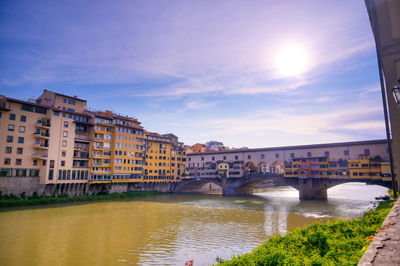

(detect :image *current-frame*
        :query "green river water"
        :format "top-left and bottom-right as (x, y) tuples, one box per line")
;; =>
(0, 183), (388, 265)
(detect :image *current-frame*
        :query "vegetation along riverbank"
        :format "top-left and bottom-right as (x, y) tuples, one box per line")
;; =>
(219, 199), (395, 265)
(0, 191), (163, 208)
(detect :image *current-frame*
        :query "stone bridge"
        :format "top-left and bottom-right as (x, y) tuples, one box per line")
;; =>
(173, 173), (392, 199)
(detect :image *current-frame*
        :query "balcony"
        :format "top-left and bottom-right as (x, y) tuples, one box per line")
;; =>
(33, 143), (49, 149)
(34, 132), (50, 139)
(95, 137), (104, 142)
(32, 153), (48, 159)
(74, 152), (90, 159)
(0, 99), (11, 111)
(93, 145), (104, 150)
(36, 120), (51, 129)
(72, 165), (90, 169)
(93, 162), (103, 166)
(75, 134), (91, 142)
(93, 154), (103, 158)
(91, 169), (112, 173)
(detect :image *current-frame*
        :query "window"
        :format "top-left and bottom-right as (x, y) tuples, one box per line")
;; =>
(290, 153), (295, 158)
(17, 148), (23, 154)
(364, 149), (370, 155)
(324, 151), (330, 157)
(64, 121), (69, 128)
(29, 169), (39, 177)
(54, 111), (59, 116)
(275, 153), (279, 158)
(9, 113), (15, 120)
(223, 156), (226, 160)
(48, 170), (54, 180)
(50, 160), (54, 168)
(307, 152), (312, 157)
(8, 124), (15, 131)
(63, 131), (68, 137)
(201, 157), (204, 161)
(248, 155), (251, 159)
(16, 169), (26, 177)
(68, 99), (76, 105)
(4, 158), (10, 165)
(344, 150), (349, 156)
(261, 154), (265, 159)
(235, 155), (238, 160)
(63, 98), (67, 103)
(18, 137), (24, 143)
(61, 150), (66, 157)
(16, 159), (22, 165)
(6, 136), (13, 142)
(20, 115), (26, 122)
(5, 147), (12, 153)
(19, 126), (25, 133)
(61, 160), (65, 166)
(62, 140), (67, 147)
(33, 160), (37, 166)
(212, 156), (215, 161)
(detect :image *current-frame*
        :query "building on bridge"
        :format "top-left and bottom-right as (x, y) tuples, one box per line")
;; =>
(186, 139), (389, 180)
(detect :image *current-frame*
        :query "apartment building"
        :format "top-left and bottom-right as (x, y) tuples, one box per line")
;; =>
(143, 132), (187, 182)
(89, 110), (145, 183)
(0, 90), (185, 196)
(0, 90), (92, 190)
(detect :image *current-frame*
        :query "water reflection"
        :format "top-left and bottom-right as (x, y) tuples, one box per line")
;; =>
(0, 183), (388, 266)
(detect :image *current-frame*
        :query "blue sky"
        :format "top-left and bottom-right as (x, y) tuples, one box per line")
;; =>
(0, 0), (385, 148)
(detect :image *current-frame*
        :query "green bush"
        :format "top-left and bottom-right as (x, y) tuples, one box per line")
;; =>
(219, 200), (395, 266)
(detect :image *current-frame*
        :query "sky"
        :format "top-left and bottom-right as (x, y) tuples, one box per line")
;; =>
(0, 0), (385, 148)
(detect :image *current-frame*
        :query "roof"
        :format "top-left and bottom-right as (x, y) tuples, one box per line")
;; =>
(187, 139), (387, 156)
(6, 96), (50, 109)
(44, 89), (87, 102)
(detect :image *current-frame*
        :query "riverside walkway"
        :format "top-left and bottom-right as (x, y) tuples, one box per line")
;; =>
(359, 199), (400, 265)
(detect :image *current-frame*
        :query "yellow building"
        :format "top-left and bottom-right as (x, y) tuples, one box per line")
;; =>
(144, 132), (172, 182)
(349, 154), (382, 179)
(90, 110), (144, 184)
(143, 132), (186, 182)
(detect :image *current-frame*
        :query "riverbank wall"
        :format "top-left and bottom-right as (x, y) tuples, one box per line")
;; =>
(0, 177), (40, 197)
(358, 199), (400, 265)
(0, 179), (185, 198)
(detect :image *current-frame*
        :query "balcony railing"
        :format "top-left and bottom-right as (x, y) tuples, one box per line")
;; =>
(34, 143), (49, 149)
(75, 134), (91, 141)
(36, 120), (51, 128)
(32, 153), (48, 159)
(34, 132), (50, 138)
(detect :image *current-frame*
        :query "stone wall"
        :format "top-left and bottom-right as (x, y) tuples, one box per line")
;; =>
(0, 177), (40, 197)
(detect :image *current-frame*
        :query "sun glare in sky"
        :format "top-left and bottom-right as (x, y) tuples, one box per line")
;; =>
(274, 44), (310, 77)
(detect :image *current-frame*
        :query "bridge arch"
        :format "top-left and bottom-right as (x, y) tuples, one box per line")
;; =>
(244, 161), (257, 174)
(257, 162), (270, 174)
(174, 178), (222, 193)
(271, 160), (284, 174)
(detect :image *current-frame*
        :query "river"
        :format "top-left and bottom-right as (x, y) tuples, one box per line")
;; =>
(0, 183), (388, 266)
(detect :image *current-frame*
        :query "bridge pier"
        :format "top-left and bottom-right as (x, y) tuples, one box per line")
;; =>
(298, 179), (328, 200)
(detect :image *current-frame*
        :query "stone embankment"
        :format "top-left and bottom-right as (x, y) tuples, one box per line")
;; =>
(359, 199), (400, 265)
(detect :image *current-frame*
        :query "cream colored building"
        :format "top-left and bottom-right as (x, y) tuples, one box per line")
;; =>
(187, 140), (388, 179)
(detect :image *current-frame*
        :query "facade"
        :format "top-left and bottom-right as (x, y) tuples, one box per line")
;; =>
(365, 0), (400, 191)
(90, 110), (145, 184)
(143, 132), (187, 182)
(187, 140), (389, 179)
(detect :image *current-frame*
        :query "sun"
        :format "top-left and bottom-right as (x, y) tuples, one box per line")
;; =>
(274, 44), (310, 77)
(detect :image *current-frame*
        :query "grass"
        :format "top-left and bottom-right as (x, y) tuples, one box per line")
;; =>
(219, 200), (395, 265)
(0, 191), (163, 208)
